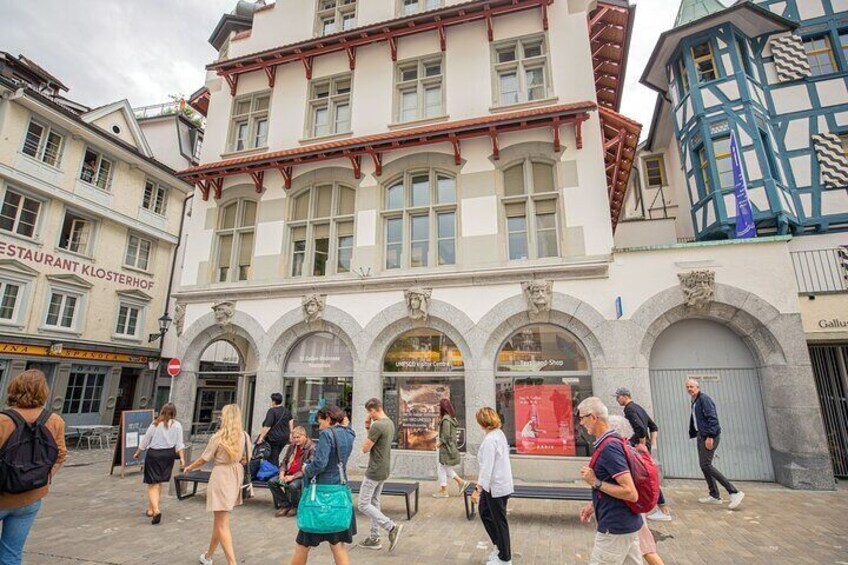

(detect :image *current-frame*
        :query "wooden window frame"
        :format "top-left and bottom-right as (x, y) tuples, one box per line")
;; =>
(643, 155), (667, 188)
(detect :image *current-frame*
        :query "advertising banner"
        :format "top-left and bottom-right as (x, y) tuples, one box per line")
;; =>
(398, 383), (449, 451)
(514, 384), (575, 456)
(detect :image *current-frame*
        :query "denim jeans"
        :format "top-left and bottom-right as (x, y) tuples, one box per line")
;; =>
(356, 477), (395, 539)
(0, 499), (43, 565)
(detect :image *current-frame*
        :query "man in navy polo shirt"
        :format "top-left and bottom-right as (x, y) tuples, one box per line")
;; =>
(577, 397), (643, 565)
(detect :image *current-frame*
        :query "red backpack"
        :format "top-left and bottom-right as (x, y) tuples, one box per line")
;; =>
(589, 435), (660, 515)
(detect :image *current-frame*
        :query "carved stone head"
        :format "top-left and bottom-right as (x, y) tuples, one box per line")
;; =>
(678, 270), (715, 310)
(302, 293), (326, 324)
(404, 286), (432, 321)
(211, 301), (236, 326)
(522, 280), (553, 317)
(174, 302), (186, 336)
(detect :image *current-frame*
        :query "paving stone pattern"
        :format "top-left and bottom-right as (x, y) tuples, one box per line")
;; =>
(24, 448), (848, 564)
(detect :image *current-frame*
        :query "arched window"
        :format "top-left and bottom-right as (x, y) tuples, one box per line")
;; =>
(495, 324), (592, 456)
(501, 159), (559, 261)
(289, 183), (355, 277)
(383, 169), (456, 270)
(382, 328), (465, 451)
(215, 200), (256, 282)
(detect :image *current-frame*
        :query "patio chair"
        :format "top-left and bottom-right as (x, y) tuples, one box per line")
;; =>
(100, 426), (119, 449)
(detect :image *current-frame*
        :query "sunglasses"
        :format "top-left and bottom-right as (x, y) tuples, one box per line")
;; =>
(578, 413), (593, 422)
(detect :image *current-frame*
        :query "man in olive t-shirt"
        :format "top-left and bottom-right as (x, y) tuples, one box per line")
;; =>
(357, 398), (403, 552)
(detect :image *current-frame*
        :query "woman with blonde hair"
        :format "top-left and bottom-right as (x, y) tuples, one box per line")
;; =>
(472, 407), (514, 565)
(184, 404), (250, 565)
(133, 402), (185, 524)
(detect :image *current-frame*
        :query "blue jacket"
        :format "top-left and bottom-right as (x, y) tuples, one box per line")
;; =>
(689, 392), (721, 439)
(302, 425), (355, 485)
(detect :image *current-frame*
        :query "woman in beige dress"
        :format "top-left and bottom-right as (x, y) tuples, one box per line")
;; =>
(183, 404), (250, 565)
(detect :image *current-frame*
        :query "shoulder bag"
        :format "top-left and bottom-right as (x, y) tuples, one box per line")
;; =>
(297, 426), (354, 534)
(241, 433), (254, 499)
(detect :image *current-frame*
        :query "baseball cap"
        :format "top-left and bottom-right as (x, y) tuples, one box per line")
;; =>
(614, 387), (631, 398)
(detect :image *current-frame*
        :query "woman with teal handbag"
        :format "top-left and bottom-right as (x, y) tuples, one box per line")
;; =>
(290, 405), (356, 565)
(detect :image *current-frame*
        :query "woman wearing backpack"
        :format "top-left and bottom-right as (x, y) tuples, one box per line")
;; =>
(432, 398), (470, 498)
(183, 404), (250, 565)
(133, 402), (185, 525)
(0, 369), (67, 565)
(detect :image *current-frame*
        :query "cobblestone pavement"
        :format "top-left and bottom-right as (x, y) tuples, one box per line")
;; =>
(23, 447), (848, 564)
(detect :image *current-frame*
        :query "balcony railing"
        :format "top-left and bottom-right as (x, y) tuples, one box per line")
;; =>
(791, 248), (848, 294)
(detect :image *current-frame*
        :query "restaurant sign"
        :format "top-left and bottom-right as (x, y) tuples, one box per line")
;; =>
(0, 342), (149, 365)
(0, 241), (154, 290)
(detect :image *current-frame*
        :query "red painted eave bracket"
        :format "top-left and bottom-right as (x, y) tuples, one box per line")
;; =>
(279, 166), (293, 189)
(263, 65), (276, 88)
(346, 152), (362, 179)
(250, 171), (265, 194)
(368, 150), (383, 176)
(223, 73), (239, 96)
(489, 128), (499, 160)
(449, 134), (461, 165)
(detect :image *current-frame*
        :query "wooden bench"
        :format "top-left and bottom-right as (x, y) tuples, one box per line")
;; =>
(173, 472), (420, 520)
(463, 483), (593, 520)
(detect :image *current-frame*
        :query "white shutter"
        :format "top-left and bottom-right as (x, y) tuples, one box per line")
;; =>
(770, 34), (810, 82)
(812, 133), (848, 189)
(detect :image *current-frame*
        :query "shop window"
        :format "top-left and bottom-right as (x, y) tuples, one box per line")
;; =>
(691, 40), (718, 83)
(142, 180), (168, 215)
(501, 159), (559, 261)
(383, 170), (457, 269)
(492, 35), (551, 107)
(382, 328), (465, 451)
(229, 92), (270, 152)
(495, 324), (593, 456)
(306, 74), (351, 138)
(63, 365), (107, 414)
(22, 120), (64, 167)
(215, 200), (256, 282)
(315, 0), (356, 36)
(644, 156), (667, 188)
(124, 233), (153, 271)
(395, 55), (444, 122)
(195, 340), (242, 424)
(284, 332), (354, 439)
(0, 188), (41, 238)
(289, 184), (355, 277)
(804, 35), (837, 76)
(58, 211), (94, 255)
(79, 147), (113, 190)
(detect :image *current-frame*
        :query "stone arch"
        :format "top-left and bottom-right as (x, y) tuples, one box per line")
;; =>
(631, 282), (786, 369)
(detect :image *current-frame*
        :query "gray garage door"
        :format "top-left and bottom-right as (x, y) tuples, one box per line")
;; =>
(650, 367), (774, 481)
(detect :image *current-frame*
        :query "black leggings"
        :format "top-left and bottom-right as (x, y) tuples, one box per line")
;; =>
(479, 491), (511, 561)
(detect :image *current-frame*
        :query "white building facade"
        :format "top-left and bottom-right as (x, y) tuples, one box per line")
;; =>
(173, 0), (834, 488)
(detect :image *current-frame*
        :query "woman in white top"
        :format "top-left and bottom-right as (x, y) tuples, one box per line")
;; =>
(133, 403), (185, 525)
(472, 407), (514, 565)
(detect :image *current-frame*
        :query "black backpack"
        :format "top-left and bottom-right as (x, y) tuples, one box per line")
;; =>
(0, 410), (59, 494)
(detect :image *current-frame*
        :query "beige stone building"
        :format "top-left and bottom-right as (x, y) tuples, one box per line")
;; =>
(0, 53), (197, 426)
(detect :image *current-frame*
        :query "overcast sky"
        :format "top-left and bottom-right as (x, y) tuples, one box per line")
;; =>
(0, 0), (710, 136)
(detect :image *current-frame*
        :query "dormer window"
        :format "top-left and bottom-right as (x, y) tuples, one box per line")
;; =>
(316, 0), (356, 37)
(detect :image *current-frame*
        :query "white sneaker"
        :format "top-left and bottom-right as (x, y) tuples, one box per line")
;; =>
(698, 496), (722, 505)
(432, 491), (450, 498)
(486, 558), (512, 565)
(728, 491), (745, 509)
(199, 553), (213, 565)
(488, 547), (499, 561)
(647, 510), (672, 522)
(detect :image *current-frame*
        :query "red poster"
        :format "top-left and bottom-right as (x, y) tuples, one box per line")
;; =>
(514, 384), (575, 456)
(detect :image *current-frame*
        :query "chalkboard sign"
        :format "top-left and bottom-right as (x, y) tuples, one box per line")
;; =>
(110, 410), (154, 477)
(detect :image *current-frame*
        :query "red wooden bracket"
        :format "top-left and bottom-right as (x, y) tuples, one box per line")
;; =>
(278, 166), (293, 189)
(489, 128), (499, 160)
(552, 117), (561, 152)
(345, 46), (356, 70)
(346, 153), (362, 179)
(576, 115), (585, 150)
(589, 6), (611, 29)
(223, 73), (239, 96)
(368, 151), (383, 176)
(211, 177), (223, 200)
(386, 31), (397, 61)
(541, 0), (549, 31)
(263, 65), (276, 88)
(197, 180), (210, 201)
(301, 56), (313, 79)
(250, 170), (265, 194)
(485, 6), (493, 41)
(449, 134), (461, 165)
(438, 23), (447, 51)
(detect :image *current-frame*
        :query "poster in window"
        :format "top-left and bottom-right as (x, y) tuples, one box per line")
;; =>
(398, 383), (449, 451)
(514, 384), (575, 456)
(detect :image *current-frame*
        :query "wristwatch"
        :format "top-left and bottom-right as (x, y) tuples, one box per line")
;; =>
(593, 479), (603, 490)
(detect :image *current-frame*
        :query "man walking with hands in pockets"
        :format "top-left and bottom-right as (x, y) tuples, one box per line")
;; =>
(357, 398), (404, 552)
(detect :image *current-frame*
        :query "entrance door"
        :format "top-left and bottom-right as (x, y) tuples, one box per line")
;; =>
(810, 344), (848, 478)
(244, 375), (256, 436)
(113, 368), (139, 425)
(649, 319), (774, 481)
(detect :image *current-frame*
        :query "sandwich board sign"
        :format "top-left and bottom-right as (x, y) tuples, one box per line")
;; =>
(110, 409), (154, 478)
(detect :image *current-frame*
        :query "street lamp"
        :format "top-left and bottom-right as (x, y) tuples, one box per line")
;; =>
(148, 313), (173, 343)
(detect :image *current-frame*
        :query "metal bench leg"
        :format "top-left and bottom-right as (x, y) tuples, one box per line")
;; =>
(405, 494), (411, 521)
